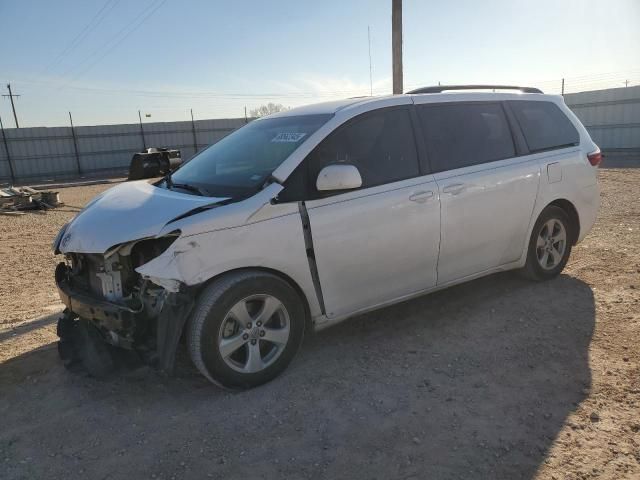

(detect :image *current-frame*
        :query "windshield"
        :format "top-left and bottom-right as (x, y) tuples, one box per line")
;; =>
(168, 113), (332, 197)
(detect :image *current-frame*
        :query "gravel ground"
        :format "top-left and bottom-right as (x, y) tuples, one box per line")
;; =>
(0, 170), (638, 479)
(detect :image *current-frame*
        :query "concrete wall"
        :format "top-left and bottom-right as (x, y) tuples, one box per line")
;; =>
(565, 85), (640, 167)
(0, 117), (248, 184)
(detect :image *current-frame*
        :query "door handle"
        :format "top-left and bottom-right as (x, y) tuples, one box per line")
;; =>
(409, 190), (434, 203)
(442, 183), (466, 195)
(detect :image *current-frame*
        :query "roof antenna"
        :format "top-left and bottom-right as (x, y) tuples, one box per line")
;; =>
(368, 26), (373, 96)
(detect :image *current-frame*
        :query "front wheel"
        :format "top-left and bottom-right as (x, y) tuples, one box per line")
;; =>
(521, 205), (573, 281)
(187, 271), (306, 389)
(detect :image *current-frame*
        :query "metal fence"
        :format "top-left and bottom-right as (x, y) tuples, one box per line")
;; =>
(1, 85), (639, 184)
(0, 117), (248, 184)
(564, 85), (640, 167)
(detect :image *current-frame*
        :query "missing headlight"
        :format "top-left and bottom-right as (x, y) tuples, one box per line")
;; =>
(130, 231), (180, 268)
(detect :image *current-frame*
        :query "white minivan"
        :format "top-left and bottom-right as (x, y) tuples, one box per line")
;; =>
(53, 85), (601, 388)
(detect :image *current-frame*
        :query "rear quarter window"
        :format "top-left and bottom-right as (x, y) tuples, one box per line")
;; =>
(508, 100), (579, 153)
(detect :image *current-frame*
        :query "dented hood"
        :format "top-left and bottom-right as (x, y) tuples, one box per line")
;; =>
(60, 181), (227, 254)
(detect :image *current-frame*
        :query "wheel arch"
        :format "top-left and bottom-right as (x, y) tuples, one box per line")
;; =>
(547, 198), (580, 245)
(194, 266), (314, 335)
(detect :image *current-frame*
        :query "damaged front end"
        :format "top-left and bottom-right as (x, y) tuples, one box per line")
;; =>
(54, 232), (194, 376)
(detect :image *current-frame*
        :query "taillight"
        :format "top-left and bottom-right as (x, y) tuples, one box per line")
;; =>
(587, 148), (602, 167)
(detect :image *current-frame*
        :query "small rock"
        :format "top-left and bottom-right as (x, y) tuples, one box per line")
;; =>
(590, 412), (600, 422)
(623, 357), (629, 362)
(412, 437), (421, 445)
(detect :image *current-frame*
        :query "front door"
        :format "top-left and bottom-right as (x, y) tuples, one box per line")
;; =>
(303, 107), (441, 318)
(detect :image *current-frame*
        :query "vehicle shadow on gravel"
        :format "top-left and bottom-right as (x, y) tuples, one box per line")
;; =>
(0, 272), (594, 480)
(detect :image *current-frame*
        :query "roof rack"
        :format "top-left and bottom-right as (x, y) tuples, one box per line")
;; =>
(407, 85), (543, 94)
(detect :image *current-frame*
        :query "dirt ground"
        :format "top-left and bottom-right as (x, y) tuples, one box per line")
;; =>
(0, 170), (638, 480)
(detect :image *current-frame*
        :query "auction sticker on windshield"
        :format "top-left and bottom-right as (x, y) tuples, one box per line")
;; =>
(271, 132), (307, 143)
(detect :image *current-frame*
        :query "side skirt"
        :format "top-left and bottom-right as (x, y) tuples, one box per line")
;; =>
(313, 259), (524, 331)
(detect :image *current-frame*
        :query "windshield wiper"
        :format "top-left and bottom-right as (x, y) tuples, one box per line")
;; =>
(171, 183), (207, 196)
(164, 173), (207, 196)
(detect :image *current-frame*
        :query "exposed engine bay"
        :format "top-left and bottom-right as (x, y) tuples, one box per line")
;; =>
(55, 232), (194, 376)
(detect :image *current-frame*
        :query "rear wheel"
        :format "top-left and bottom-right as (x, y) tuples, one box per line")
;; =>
(187, 271), (305, 389)
(522, 206), (573, 281)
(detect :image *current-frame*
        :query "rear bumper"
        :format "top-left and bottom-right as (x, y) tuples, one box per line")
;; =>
(576, 183), (600, 243)
(55, 263), (140, 331)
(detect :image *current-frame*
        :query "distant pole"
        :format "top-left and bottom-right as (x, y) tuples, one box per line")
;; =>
(0, 114), (16, 184)
(625, 80), (629, 87)
(190, 108), (198, 154)
(138, 110), (146, 150)
(392, 0), (403, 94)
(2, 84), (21, 128)
(368, 25), (373, 96)
(244, 106), (248, 123)
(68, 112), (82, 175)
(561, 78), (565, 96)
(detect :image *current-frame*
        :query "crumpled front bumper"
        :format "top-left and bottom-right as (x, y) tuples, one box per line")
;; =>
(55, 262), (194, 373)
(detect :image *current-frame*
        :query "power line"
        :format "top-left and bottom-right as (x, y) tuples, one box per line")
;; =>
(4, 70), (639, 114)
(60, 0), (167, 86)
(41, 0), (120, 76)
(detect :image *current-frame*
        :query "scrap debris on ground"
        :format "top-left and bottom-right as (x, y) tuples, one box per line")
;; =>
(0, 186), (62, 215)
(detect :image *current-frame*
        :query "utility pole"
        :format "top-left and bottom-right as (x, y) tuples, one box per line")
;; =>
(2, 84), (21, 128)
(561, 78), (565, 96)
(625, 80), (629, 87)
(392, 0), (403, 94)
(0, 114), (16, 184)
(69, 112), (82, 175)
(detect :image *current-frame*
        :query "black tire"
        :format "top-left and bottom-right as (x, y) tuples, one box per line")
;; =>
(77, 319), (115, 378)
(187, 271), (306, 389)
(521, 205), (573, 281)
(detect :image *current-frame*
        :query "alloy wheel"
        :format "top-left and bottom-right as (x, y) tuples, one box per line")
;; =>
(217, 294), (290, 373)
(536, 219), (567, 270)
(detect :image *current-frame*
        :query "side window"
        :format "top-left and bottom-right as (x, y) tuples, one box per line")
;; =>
(508, 100), (579, 153)
(307, 108), (420, 192)
(417, 103), (516, 172)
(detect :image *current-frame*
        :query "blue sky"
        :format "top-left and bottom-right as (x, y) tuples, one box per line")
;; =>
(1, 0), (639, 127)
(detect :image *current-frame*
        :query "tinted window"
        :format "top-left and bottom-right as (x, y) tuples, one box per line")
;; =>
(509, 100), (579, 153)
(308, 108), (420, 191)
(418, 103), (516, 172)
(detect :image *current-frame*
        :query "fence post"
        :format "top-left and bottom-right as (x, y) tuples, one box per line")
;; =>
(138, 110), (146, 150)
(190, 108), (198, 155)
(69, 112), (82, 175)
(0, 114), (16, 184)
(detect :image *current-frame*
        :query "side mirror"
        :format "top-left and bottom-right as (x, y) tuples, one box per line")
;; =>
(316, 164), (362, 191)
